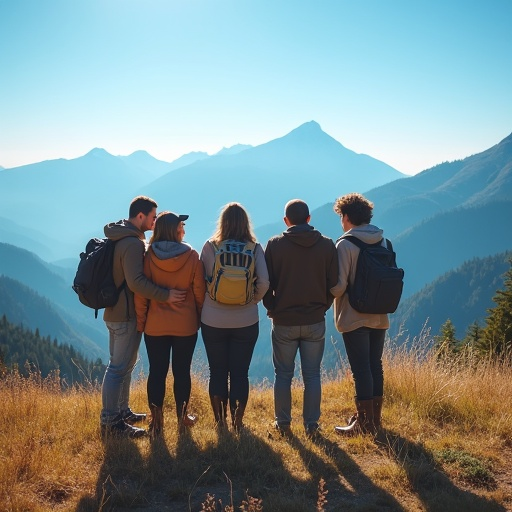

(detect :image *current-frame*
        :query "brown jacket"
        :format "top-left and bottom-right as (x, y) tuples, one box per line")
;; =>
(103, 220), (169, 322)
(135, 241), (205, 336)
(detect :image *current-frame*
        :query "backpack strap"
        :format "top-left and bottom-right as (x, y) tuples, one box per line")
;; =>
(340, 234), (388, 249)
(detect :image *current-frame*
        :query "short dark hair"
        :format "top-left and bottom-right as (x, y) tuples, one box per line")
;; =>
(333, 193), (373, 225)
(285, 199), (309, 225)
(129, 196), (157, 218)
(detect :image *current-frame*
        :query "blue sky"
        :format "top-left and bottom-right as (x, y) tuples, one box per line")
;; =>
(1, 0), (511, 175)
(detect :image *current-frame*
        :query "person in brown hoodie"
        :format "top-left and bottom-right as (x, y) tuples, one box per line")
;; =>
(135, 211), (205, 438)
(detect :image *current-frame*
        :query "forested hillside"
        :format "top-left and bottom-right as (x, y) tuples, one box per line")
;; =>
(390, 251), (512, 339)
(0, 314), (105, 384)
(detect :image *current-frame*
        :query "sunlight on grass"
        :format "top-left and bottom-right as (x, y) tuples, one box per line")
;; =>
(1, 331), (512, 511)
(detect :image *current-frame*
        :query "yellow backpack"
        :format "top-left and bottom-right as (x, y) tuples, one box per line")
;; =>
(207, 240), (257, 305)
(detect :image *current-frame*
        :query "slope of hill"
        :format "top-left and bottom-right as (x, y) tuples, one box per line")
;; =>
(392, 200), (512, 298)
(389, 251), (511, 340)
(366, 132), (512, 239)
(0, 276), (106, 361)
(0, 243), (107, 356)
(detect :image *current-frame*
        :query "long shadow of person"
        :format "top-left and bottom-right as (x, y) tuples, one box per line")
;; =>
(74, 435), (147, 512)
(289, 431), (406, 511)
(183, 426), (328, 511)
(375, 429), (506, 512)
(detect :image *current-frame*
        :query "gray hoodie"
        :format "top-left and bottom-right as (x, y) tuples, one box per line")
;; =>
(331, 224), (390, 333)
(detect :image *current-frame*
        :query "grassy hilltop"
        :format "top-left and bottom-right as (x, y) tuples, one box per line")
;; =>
(2, 337), (512, 512)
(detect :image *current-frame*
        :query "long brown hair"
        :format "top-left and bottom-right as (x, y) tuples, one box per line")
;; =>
(149, 211), (180, 244)
(211, 202), (256, 244)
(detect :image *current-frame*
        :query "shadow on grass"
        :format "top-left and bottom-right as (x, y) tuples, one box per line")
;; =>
(297, 431), (407, 511)
(74, 434), (149, 512)
(377, 429), (506, 512)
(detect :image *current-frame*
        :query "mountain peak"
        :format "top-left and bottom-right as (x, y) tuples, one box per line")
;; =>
(84, 148), (112, 159)
(293, 120), (322, 133)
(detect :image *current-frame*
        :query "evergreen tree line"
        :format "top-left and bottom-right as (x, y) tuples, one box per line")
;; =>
(435, 258), (512, 361)
(0, 314), (106, 385)
(1, 258), (511, 384)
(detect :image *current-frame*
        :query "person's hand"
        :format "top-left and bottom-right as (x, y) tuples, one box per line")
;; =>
(166, 289), (186, 305)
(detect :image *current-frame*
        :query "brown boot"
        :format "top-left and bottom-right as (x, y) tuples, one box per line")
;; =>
(178, 402), (198, 432)
(230, 401), (246, 433)
(335, 399), (375, 436)
(148, 404), (164, 440)
(373, 396), (383, 430)
(210, 395), (228, 428)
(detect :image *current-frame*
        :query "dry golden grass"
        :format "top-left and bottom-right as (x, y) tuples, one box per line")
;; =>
(1, 335), (512, 512)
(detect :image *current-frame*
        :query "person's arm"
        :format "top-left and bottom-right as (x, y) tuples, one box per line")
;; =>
(262, 241), (275, 311)
(253, 243), (270, 303)
(191, 252), (206, 319)
(122, 240), (185, 304)
(134, 254), (151, 332)
(330, 240), (351, 298)
(326, 240), (339, 306)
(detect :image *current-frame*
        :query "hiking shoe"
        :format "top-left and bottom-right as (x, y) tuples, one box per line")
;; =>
(181, 413), (198, 428)
(101, 418), (146, 439)
(120, 408), (147, 425)
(273, 421), (292, 437)
(305, 423), (321, 439)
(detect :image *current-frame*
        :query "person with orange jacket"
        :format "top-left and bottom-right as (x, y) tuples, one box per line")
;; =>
(135, 211), (205, 438)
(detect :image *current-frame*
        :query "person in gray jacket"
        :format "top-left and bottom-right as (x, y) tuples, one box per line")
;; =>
(263, 199), (338, 437)
(101, 195), (186, 438)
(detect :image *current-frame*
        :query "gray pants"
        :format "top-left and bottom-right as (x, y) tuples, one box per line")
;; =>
(100, 320), (142, 425)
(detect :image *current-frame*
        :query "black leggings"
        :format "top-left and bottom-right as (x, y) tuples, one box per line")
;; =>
(342, 327), (386, 401)
(144, 333), (197, 418)
(201, 322), (258, 408)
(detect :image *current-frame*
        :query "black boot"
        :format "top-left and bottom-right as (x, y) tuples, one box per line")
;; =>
(210, 395), (228, 428)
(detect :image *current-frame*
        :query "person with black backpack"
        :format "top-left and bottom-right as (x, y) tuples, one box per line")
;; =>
(100, 196), (187, 438)
(331, 193), (403, 436)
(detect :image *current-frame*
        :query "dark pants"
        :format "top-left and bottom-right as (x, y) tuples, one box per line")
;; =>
(342, 327), (386, 401)
(201, 322), (259, 408)
(144, 333), (197, 418)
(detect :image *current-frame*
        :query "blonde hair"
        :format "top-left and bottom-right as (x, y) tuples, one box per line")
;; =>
(211, 202), (256, 244)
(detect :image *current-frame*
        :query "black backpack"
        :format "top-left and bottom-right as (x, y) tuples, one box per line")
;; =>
(72, 238), (126, 318)
(340, 235), (404, 314)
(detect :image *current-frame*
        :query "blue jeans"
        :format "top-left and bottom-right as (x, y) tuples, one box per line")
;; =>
(101, 320), (142, 425)
(272, 321), (325, 428)
(342, 327), (386, 400)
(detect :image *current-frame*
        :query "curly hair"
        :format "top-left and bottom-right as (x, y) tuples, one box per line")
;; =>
(333, 193), (373, 226)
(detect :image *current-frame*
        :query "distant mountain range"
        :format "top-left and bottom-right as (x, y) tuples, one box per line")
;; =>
(0, 122), (511, 379)
(0, 121), (404, 260)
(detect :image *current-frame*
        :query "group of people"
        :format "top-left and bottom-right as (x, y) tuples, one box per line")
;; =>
(99, 193), (390, 440)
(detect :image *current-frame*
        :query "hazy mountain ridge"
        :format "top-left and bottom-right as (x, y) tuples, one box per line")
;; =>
(366, 132), (512, 239)
(138, 121), (405, 250)
(0, 120), (405, 258)
(390, 251), (511, 340)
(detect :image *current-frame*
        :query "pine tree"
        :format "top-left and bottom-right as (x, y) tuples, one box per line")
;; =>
(435, 319), (458, 358)
(478, 258), (512, 361)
